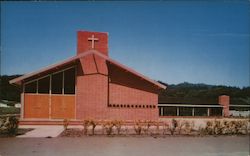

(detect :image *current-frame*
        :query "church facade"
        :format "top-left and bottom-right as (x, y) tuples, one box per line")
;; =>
(10, 31), (166, 122)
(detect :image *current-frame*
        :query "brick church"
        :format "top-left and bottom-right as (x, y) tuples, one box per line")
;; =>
(10, 31), (166, 123)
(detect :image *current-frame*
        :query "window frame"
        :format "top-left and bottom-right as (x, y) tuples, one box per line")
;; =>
(24, 66), (76, 95)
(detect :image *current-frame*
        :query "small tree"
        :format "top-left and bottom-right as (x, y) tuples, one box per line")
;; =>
(134, 120), (142, 135)
(213, 120), (223, 135)
(82, 120), (90, 135)
(177, 120), (186, 135)
(113, 120), (123, 135)
(103, 121), (115, 135)
(170, 119), (178, 135)
(151, 121), (160, 135)
(205, 121), (214, 135)
(63, 119), (69, 130)
(162, 121), (170, 135)
(6, 116), (19, 135)
(142, 120), (152, 135)
(185, 121), (194, 135)
(89, 120), (98, 135)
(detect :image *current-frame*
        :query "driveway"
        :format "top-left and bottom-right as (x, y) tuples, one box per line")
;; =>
(0, 136), (249, 156)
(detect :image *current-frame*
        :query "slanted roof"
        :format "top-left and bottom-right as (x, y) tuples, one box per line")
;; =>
(10, 50), (166, 89)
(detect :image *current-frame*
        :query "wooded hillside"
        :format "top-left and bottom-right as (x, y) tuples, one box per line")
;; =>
(0, 75), (249, 105)
(158, 81), (250, 105)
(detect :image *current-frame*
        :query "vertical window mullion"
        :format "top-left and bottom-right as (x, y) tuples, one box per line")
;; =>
(62, 71), (64, 94)
(36, 80), (38, 94)
(49, 75), (52, 94)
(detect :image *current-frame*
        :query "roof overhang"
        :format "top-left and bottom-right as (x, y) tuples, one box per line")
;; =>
(10, 50), (167, 89)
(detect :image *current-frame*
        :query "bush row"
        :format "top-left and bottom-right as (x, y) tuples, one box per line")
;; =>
(63, 119), (250, 136)
(0, 116), (19, 135)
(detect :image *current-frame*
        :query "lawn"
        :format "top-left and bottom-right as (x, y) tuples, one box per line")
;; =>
(0, 107), (20, 115)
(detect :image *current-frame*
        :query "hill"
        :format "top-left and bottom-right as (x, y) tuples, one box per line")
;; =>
(158, 81), (250, 105)
(0, 75), (249, 105)
(0, 75), (22, 102)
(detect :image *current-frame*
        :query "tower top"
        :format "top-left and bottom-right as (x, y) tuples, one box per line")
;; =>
(77, 31), (108, 56)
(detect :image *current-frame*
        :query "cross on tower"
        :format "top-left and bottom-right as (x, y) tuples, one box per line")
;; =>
(88, 35), (99, 49)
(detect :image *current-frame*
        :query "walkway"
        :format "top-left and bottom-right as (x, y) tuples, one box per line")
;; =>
(18, 125), (64, 138)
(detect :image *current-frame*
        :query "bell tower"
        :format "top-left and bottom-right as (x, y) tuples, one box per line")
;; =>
(77, 31), (109, 56)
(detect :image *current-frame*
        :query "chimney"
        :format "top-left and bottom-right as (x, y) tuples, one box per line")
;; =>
(77, 31), (108, 56)
(218, 95), (230, 117)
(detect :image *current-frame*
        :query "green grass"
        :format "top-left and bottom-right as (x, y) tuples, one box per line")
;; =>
(0, 107), (20, 115)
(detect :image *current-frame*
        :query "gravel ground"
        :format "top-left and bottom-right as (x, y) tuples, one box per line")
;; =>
(0, 136), (249, 156)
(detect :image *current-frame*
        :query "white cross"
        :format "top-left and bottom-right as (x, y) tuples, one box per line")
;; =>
(88, 35), (99, 49)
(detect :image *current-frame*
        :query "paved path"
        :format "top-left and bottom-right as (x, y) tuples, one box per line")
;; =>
(0, 136), (249, 156)
(18, 125), (64, 138)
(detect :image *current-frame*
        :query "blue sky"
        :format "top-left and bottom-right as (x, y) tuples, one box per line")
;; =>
(1, 1), (249, 87)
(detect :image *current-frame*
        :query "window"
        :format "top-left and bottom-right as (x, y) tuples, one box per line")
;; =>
(38, 76), (50, 94)
(194, 107), (207, 116)
(24, 67), (76, 95)
(210, 108), (223, 116)
(52, 72), (63, 94)
(64, 68), (75, 94)
(163, 107), (177, 116)
(179, 107), (192, 116)
(25, 81), (37, 93)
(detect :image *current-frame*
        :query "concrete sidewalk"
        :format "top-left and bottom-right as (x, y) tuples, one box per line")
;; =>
(18, 125), (64, 138)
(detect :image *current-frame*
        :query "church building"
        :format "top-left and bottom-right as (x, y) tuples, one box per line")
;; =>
(10, 31), (166, 123)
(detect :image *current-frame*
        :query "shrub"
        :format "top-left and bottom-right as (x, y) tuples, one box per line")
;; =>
(113, 120), (123, 135)
(63, 119), (69, 130)
(198, 126), (206, 136)
(177, 120), (186, 135)
(82, 120), (90, 135)
(151, 121), (160, 135)
(234, 120), (248, 135)
(6, 116), (19, 135)
(142, 120), (152, 135)
(181, 121), (194, 135)
(89, 120), (98, 135)
(170, 119), (178, 135)
(0, 117), (5, 131)
(213, 120), (223, 135)
(134, 120), (142, 135)
(162, 121), (170, 135)
(205, 121), (214, 135)
(201, 120), (249, 136)
(103, 121), (115, 135)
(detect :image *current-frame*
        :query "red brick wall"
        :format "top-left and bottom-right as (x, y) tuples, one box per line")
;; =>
(76, 74), (108, 120)
(76, 55), (159, 121)
(109, 83), (157, 106)
(218, 95), (230, 117)
(108, 83), (158, 120)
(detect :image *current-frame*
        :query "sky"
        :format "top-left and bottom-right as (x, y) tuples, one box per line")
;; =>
(1, 1), (249, 87)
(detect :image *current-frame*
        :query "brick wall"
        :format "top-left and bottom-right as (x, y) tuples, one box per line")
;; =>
(218, 95), (230, 117)
(76, 54), (159, 121)
(77, 31), (108, 56)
